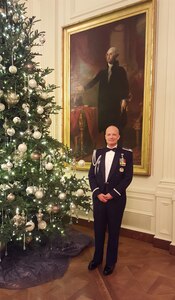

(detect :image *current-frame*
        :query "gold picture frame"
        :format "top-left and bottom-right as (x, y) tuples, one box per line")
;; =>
(63, 0), (156, 175)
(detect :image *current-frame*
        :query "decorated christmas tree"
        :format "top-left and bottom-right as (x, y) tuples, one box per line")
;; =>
(0, 0), (91, 253)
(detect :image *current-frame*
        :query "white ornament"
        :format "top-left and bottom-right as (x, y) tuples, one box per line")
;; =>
(37, 105), (44, 114)
(13, 116), (21, 124)
(76, 189), (84, 197)
(18, 143), (27, 153)
(45, 162), (53, 170)
(0, 103), (5, 111)
(59, 192), (66, 200)
(36, 85), (42, 94)
(46, 205), (52, 213)
(38, 220), (47, 230)
(1, 164), (8, 171)
(26, 221), (35, 232)
(70, 203), (76, 210)
(40, 92), (48, 100)
(77, 159), (85, 167)
(28, 79), (37, 89)
(26, 186), (34, 195)
(39, 35), (46, 44)
(0, 89), (4, 97)
(3, 122), (8, 130)
(12, 13), (19, 23)
(25, 128), (32, 136)
(33, 131), (42, 139)
(35, 190), (44, 199)
(7, 127), (15, 136)
(9, 65), (17, 74)
(6, 161), (13, 169)
(22, 103), (30, 113)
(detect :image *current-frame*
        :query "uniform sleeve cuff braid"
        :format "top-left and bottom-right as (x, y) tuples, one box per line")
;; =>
(113, 189), (121, 196)
(92, 187), (99, 194)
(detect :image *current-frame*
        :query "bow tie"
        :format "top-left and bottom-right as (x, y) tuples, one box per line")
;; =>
(105, 147), (116, 152)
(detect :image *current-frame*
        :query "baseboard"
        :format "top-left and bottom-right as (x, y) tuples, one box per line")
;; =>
(73, 218), (175, 255)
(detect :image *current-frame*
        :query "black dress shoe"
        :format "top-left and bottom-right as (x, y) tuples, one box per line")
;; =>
(88, 260), (100, 271)
(103, 265), (115, 276)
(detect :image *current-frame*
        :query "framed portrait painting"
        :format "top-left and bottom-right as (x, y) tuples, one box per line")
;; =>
(63, 0), (156, 175)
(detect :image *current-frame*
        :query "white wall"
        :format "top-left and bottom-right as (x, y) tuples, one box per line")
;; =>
(26, 0), (175, 245)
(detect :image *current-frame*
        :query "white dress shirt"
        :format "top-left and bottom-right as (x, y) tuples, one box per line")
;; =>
(105, 146), (117, 182)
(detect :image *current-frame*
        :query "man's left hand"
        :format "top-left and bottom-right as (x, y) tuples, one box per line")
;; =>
(105, 193), (113, 201)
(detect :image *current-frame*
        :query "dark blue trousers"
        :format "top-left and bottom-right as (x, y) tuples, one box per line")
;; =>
(93, 195), (126, 266)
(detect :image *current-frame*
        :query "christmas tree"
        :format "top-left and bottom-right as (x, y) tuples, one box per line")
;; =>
(0, 0), (91, 252)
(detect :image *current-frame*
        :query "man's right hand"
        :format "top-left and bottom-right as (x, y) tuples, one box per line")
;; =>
(97, 193), (108, 203)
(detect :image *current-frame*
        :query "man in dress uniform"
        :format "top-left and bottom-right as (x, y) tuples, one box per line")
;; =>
(88, 125), (133, 275)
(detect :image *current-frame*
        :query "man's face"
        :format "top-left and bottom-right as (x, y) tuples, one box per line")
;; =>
(106, 48), (116, 64)
(105, 126), (120, 147)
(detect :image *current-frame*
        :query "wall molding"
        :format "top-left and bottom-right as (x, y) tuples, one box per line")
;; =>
(75, 218), (175, 255)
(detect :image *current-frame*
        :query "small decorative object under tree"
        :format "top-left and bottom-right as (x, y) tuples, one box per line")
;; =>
(0, 0), (91, 257)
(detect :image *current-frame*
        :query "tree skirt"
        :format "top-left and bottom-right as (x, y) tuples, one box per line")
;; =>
(0, 228), (92, 289)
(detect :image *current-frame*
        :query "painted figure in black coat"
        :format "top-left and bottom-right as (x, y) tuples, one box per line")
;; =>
(78, 47), (129, 134)
(88, 125), (133, 276)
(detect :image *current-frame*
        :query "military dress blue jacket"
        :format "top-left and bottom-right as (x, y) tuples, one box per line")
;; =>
(88, 146), (133, 200)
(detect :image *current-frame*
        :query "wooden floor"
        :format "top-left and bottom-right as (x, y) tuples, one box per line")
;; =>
(0, 224), (175, 300)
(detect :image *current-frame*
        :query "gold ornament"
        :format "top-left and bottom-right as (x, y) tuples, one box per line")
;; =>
(0, 8), (5, 14)
(5, 92), (19, 106)
(9, 65), (17, 74)
(26, 221), (35, 232)
(26, 236), (33, 244)
(7, 193), (15, 202)
(31, 152), (41, 160)
(38, 220), (47, 230)
(52, 205), (60, 213)
(45, 117), (52, 127)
